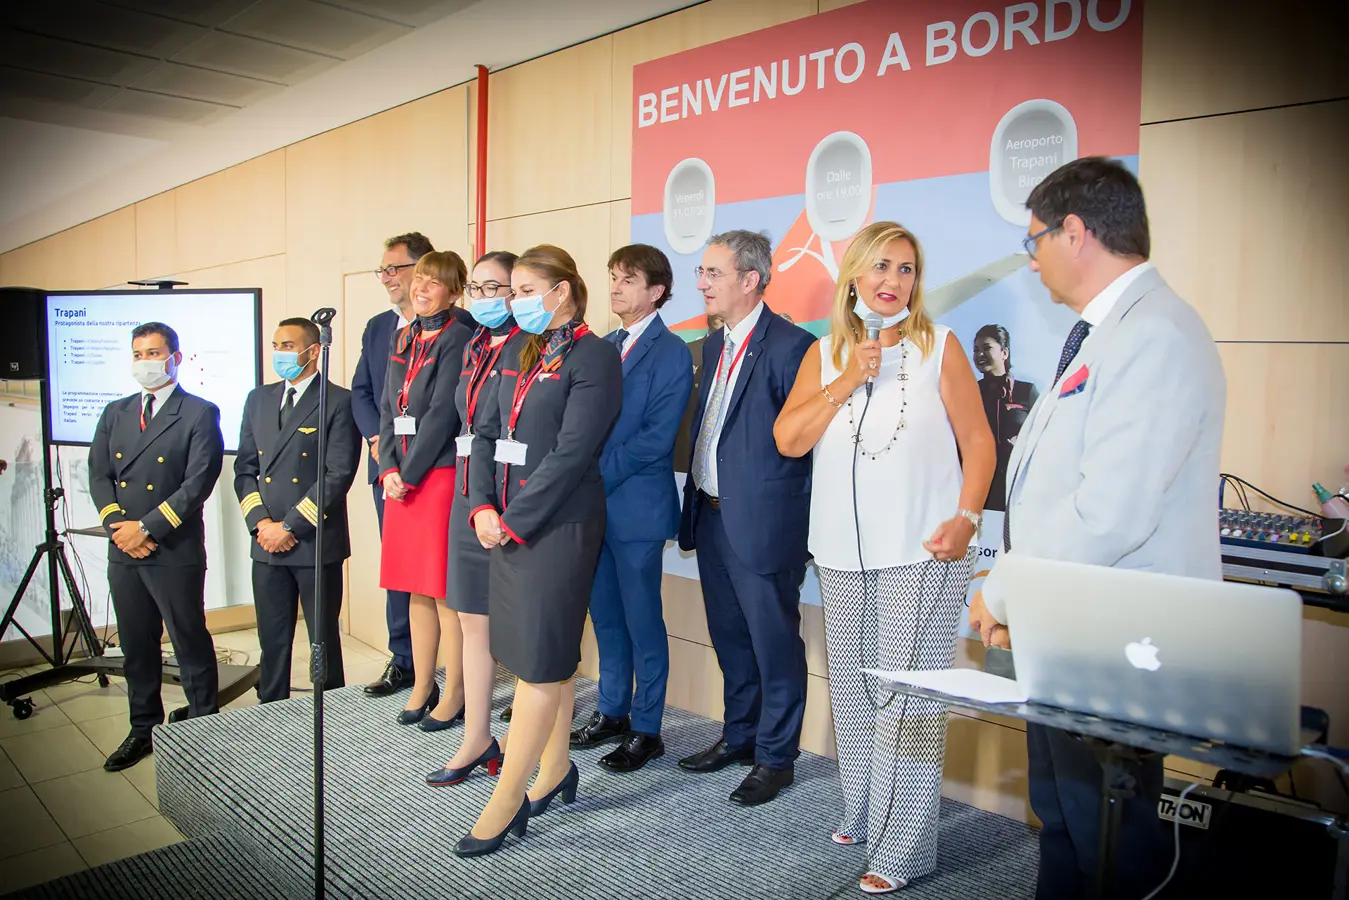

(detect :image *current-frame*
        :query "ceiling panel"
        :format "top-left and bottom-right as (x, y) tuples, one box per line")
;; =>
(319, 0), (479, 28)
(0, 28), (161, 86)
(6, 0), (209, 58)
(0, 66), (122, 108)
(108, 0), (260, 28)
(131, 62), (285, 105)
(222, 0), (412, 59)
(100, 87), (237, 124)
(171, 30), (340, 84)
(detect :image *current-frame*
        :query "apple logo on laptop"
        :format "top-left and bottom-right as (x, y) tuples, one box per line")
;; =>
(1125, 637), (1162, 672)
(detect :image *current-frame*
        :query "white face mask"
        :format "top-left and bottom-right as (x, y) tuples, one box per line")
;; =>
(853, 296), (909, 328)
(132, 357), (175, 390)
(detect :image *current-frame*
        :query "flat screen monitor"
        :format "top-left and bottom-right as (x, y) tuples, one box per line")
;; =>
(43, 289), (262, 453)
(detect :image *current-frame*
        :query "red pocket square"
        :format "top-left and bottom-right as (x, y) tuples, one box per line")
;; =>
(1059, 365), (1089, 398)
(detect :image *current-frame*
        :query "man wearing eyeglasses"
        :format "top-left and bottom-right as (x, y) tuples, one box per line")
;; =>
(351, 232), (471, 696)
(969, 157), (1226, 900)
(676, 230), (815, 806)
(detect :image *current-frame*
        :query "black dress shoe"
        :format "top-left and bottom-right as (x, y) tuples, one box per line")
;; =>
(500, 705), (513, 722)
(677, 739), (755, 773)
(599, 732), (665, 772)
(730, 764), (794, 806)
(104, 733), (153, 772)
(569, 710), (630, 749)
(364, 660), (414, 696)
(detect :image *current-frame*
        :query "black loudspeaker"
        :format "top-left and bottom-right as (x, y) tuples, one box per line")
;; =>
(0, 287), (46, 379)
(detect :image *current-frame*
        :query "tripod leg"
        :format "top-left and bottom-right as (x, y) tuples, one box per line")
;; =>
(0, 545), (58, 667)
(55, 545), (102, 660)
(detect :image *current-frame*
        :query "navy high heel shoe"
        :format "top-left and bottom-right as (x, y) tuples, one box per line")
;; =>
(453, 797), (529, 858)
(396, 682), (439, 726)
(528, 762), (579, 816)
(418, 704), (465, 732)
(425, 739), (503, 786)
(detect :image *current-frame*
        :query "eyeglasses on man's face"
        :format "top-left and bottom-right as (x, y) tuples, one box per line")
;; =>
(694, 266), (743, 282)
(466, 282), (513, 300)
(1022, 224), (1062, 261)
(374, 263), (415, 279)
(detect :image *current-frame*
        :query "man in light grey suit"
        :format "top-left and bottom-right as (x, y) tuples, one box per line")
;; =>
(969, 157), (1226, 900)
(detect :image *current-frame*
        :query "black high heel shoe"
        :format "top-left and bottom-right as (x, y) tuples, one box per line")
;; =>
(453, 797), (529, 858)
(528, 762), (579, 816)
(418, 704), (465, 733)
(396, 682), (439, 726)
(425, 739), (503, 786)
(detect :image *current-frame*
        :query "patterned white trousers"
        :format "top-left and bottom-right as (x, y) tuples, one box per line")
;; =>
(818, 553), (973, 882)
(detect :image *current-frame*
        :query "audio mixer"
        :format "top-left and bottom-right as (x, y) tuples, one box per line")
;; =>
(1219, 509), (1322, 553)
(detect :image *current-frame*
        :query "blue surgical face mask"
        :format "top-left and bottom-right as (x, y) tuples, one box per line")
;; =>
(853, 296), (909, 328)
(513, 283), (561, 335)
(470, 296), (511, 328)
(272, 346), (312, 382)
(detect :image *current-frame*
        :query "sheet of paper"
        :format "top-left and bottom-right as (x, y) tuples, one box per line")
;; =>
(861, 668), (1028, 704)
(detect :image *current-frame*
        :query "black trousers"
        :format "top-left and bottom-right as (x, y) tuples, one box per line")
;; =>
(252, 560), (345, 702)
(109, 563), (217, 739)
(1027, 723), (1171, 899)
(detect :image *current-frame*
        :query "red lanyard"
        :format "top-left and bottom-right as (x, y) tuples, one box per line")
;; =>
(715, 336), (751, 384)
(506, 324), (590, 437)
(464, 327), (519, 430)
(397, 328), (443, 413)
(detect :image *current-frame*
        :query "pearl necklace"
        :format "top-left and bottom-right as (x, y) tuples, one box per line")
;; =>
(847, 341), (909, 460)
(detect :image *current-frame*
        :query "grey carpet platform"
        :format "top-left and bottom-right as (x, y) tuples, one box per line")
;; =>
(12, 675), (1039, 899)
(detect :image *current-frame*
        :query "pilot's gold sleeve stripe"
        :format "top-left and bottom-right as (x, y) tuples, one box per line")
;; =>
(157, 501), (182, 529)
(240, 492), (263, 515)
(297, 497), (319, 527)
(98, 503), (122, 524)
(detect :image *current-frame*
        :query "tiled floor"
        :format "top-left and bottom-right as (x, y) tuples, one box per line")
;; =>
(0, 627), (390, 894)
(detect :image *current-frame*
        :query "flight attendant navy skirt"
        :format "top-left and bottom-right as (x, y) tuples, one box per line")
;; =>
(489, 513), (605, 684)
(446, 488), (490, 615)
(380, 465), (454, 599)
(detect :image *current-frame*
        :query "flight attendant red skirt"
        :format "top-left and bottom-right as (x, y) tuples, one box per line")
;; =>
(380, 464), (455, 599)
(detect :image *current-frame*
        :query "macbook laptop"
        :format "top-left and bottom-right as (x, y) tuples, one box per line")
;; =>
(997, 555), (1302, 755)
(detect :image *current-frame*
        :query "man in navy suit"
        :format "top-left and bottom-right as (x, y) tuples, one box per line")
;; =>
(350, 232), (430, 695)
(570, 244), (693, 772)
(677, 230), (814, 805)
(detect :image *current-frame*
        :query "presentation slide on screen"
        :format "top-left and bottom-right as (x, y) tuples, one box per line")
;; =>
(45, 291), (260, 451)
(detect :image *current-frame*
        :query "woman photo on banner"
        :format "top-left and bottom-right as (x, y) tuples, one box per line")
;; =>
(377, 250), (474, 728)
(972, 324), (1039, 513)
(424, 249), (522, 787)
(456, 244), (622, 857)
(773, 221), (994, 894)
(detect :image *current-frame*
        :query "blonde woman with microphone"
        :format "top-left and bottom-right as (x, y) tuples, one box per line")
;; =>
(774, 221), (994, 894)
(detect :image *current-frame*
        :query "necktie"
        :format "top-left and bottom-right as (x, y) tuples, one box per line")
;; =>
(1005, 320), (1094, 551)
(610, 329), (629, 349)
(691, 338), (735, 493)
(280, 387), (296, 428)
(1055, 320), (1092, 383)
(140, 394), (155, 431)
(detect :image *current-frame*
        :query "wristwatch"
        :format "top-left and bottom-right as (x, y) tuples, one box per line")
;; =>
(138, 523), (149, 536)
(957, 509), (983, 533)
(282, 522), (294, 533)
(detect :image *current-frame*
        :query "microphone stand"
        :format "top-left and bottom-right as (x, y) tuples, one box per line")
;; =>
(308, 306), (337, 900)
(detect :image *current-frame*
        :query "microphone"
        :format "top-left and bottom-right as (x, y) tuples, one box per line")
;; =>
(862, 313), (883, 397)
(310, 307), (337, 326)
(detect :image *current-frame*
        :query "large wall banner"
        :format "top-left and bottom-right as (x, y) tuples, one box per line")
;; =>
(632, 0), (1144, 613)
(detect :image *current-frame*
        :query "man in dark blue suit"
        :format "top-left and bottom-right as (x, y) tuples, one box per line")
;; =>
(571, 244), (693, 772)
(351, 232), (428, 695)
(677, 230), (814, 806)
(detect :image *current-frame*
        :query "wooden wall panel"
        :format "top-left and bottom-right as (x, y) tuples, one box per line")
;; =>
(169, 254), (288, 353)
(609, 0), (818, 201)
(482, 38), (613, 220)
(284, 131), (347, 324)
(1142, 0), (1349, 123)
(1216, 342), (1348, 509)
(484, 202), (618, 335)
(1141, 100), (1349, 343)
(175, 151), (286, 275)
(0, 236), (55, 289)
(134, 192), (177, 280)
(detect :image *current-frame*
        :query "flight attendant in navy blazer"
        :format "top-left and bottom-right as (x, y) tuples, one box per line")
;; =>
(677, 230), (815, 807)
(570, 244), (693, 772)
